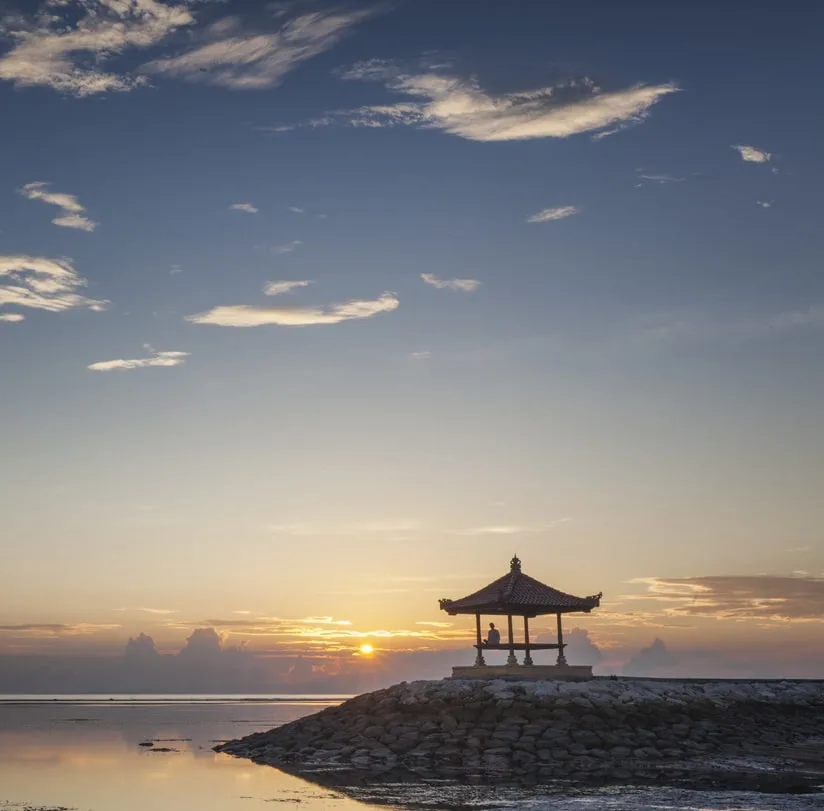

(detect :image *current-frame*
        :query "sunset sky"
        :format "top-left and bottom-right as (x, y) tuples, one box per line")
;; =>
(1, 0), (823, 685)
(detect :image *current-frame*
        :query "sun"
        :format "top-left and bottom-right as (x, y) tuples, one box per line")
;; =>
(359, 643), (374, 655)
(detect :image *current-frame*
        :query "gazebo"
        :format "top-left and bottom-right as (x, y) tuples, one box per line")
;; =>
(439, 555), (602, 680)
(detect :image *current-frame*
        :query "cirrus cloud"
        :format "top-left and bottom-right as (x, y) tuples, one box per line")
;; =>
(0, 0), (194, 96)
(0, 312), (24, 322)
(263, 280), (312, 296)
(20, 182), (98, 231)
(272, 60), (679, 142)
(88, 349), (189, 372)
(420, 273), (480, 292)
(186, 290), (398, 327)
(0, 255), (108, 314)
(527, 205), (581, 223)
(141, 8), (376, 90)
(230, 202), (258, 214)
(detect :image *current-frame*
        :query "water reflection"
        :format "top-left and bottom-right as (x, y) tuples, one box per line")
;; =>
(0, 699), (360, 811)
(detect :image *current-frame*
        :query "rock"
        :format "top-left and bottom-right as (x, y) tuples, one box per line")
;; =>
(215, 676), (824, 792)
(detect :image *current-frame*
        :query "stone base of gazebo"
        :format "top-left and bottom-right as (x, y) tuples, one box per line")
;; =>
(451, 664), (593, 681)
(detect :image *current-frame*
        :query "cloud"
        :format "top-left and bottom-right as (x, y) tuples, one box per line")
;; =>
(420, 273), (480, 292)
(263, 279), (312, 296)
(186, 291), (398, 327)
(757, 200), (772, 208)
(622, 637), (679, 675)
(732, 144), (771, 163)
(141, 8), (374, 90)
(446, 519), (570, 536)
(635, 172), (685, 186)
(632, 575), (824, 622)
(409, 350), (431, 360)
(288, 206), (305, 214)
(272, 240), (303, 254)
(169, 264), (184, 275)
(0, 0), (194, 96)
(276, 61), (678, 142)
(230, 202), (258, 213)
(635, 303), (824, 344)
(0, 313), (24, 322)
(0, 255), (108, 314)
(0, 623), (119, 636)
(526, 205), (581, 223)
(19, 182), (98, 231)
(88, 349), (189, 372)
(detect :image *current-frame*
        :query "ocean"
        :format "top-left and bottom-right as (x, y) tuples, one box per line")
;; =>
(1, 696), (822, 811)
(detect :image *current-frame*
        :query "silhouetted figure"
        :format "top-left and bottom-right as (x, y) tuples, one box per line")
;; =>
(484, 622), (500, 646)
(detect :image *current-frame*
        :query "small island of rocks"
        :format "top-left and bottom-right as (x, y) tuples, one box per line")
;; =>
(217, 678), (824, 794)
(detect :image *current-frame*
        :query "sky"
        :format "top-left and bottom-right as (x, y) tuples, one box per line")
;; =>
(1, 0), (823, 689)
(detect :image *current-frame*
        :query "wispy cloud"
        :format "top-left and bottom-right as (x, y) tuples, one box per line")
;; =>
(230, 202), (258, 213)
(446, 519), (571, 536)
(732, 144), (771, 163)
(114, 607), (178, 615)
(757, 200), (773, 209)
(274, 60), (678, 142)
(263, 280), (312, 296)
(272, 240), (303, 254)
(409, 350), (431, 360)
(0, 0), (194, 96)
(186, 289), (398, 328)
(526, 205), (581, 223)
(0, 255), (108, 314)
(288, 206), (305, 214)
(20, 182), (98, 231)
(0, 312), (24, 322)
(421, 273), (480, 292)
(635, 304), (824, 344)
(141, 8), (375, 90)
(0, 623), (120, 636)
(88, 349), (189, 372)
(635, 171), (685, 186)
(631, 575), (824, 622)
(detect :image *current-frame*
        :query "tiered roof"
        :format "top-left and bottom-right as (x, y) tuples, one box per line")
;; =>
(439, 555), (601, 617)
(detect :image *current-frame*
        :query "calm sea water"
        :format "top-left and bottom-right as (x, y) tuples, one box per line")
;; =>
(1, 696), (822, 811)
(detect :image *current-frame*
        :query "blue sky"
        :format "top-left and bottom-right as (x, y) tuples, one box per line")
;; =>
(1, 0), (823, 676)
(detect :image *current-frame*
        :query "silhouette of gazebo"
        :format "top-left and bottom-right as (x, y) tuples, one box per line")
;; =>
(439, 555), (602, 680)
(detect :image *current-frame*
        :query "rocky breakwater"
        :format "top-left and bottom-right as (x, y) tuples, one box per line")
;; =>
(218, 679), (824, 792)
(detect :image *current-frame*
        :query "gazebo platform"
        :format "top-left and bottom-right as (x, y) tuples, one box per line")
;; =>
(451, 664), (593, 681)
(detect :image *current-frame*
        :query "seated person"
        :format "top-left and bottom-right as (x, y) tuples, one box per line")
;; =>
(483, 622), (501, 646)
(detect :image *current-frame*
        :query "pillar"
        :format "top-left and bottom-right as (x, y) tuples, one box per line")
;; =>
(556, 612), (567, 666)
(474, 613), (485, 666)
(523, 616), (533, 666)
(506, 614), (517, 665)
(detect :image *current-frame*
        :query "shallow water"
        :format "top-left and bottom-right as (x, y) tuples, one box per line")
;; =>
(1, 697), (822, 811)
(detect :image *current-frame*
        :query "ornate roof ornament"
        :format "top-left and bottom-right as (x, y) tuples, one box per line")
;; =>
(510, 554), (522, 572)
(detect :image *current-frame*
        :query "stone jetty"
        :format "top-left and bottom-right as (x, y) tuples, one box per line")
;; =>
(218, 678), (824, 792)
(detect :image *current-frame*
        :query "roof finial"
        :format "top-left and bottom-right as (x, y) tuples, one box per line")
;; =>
(510, 554), (521, 572)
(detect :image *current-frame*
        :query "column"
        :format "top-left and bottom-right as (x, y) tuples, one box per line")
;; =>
(506, 614), (517, 665)
(523, 616), (533, 666)
(474, 613), (485, 666)
(556, 612), (567, 666)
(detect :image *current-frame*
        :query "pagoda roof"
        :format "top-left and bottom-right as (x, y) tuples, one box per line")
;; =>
(439, 555), (601, 617)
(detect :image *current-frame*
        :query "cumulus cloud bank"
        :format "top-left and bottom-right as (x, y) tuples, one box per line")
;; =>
(88, 349), (190, 372)
(20, 182), (98, 231)
(274, 61), (678, 142)
(0, 255), (108, 314)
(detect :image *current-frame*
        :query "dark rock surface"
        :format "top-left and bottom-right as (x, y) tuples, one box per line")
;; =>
(216, 678), (824, 793)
